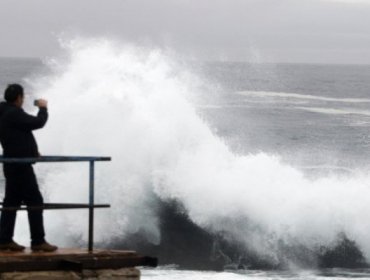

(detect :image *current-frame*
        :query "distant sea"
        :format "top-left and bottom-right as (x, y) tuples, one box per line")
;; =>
(195, 62), (370, 174)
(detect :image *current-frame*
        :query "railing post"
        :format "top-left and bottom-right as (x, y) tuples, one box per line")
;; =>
(88, 160), (95, 252)
(0, 156), (111, 252)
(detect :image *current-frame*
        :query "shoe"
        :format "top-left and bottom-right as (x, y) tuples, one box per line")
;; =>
(0, 241), (25, 251)
(31, 241), (58, 252)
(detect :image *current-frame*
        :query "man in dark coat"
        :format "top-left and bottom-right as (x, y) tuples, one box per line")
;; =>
(0, 84), (57, 252)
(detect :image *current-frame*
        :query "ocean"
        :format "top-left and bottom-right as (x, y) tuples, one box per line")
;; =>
(194, 62), (370, 172)
(1, 45), (370, 279)
(141, 268), (370, 279)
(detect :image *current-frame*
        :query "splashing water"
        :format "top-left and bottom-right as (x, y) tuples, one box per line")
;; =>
(18, 38), (370, 262)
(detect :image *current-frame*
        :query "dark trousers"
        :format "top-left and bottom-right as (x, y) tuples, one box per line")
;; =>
(0, 164), (45, 245)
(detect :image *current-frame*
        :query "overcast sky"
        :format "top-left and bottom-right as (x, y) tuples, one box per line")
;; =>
(1, 0), (370, 64)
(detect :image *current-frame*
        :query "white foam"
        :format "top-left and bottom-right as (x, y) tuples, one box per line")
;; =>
(238, 90), (370, 103)
(297, 106), (370, 116)
(22, 38), (370, 261)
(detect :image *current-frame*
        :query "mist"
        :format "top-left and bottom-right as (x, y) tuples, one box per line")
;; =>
(1, 0), (370, 63)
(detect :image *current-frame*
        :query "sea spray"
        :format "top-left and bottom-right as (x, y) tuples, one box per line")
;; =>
(19, 38), (370, 263)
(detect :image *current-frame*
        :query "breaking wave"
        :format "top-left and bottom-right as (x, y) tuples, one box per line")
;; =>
(14, 38), (370, 264)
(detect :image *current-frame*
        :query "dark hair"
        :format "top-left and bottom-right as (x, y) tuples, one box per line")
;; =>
(4, 84), (24, 103)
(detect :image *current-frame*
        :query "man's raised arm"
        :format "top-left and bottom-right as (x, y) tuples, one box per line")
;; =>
(13, 99), (48, 131)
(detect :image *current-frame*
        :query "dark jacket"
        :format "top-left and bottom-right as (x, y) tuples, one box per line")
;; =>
(0, 102), (48, 158)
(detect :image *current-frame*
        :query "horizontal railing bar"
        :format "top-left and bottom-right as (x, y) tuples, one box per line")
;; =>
(0, 156), (111, 163)
(0, 204), (110, 211)
(0, 202), (111, 206)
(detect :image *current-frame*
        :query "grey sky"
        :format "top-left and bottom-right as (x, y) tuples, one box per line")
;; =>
(1, 0), (370, 64)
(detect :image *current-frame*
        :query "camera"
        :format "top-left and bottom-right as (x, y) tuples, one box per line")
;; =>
(33, 99), (40, 106)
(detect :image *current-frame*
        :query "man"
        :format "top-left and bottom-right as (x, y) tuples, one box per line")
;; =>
(0, 84), (57, 252)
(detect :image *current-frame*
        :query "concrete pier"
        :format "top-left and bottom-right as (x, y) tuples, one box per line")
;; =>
(0, 268), (140, 280)
(0, 248), (156, 279)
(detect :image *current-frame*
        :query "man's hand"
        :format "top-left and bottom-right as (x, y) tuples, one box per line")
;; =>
(36, 99), (48, 108)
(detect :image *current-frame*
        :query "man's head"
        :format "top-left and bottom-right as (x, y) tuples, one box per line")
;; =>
(4, 84), (24, 107)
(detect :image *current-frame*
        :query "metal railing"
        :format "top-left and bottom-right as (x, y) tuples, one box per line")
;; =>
(0, 156), (111, 252)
